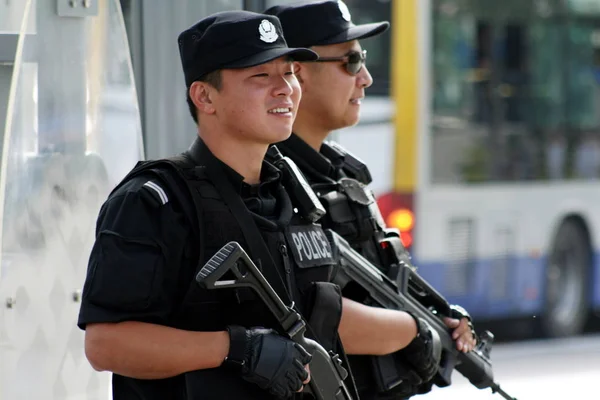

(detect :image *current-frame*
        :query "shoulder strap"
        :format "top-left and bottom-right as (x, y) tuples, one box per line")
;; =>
(321, 141), (373, 185)
(201, 161), (293, 306)
(151, 152), (292, 311)
(128, 156), (202, 244)
(154, 155), (200, 236)
(272, 143), (339, 187)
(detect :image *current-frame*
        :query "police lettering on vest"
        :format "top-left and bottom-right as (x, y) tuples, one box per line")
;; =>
(286, 225), (334, 268)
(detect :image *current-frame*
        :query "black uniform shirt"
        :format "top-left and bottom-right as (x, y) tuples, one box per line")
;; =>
(77, 138), (328, 399)
(277, 133), (341, 184)
(78, 140), (286, 329)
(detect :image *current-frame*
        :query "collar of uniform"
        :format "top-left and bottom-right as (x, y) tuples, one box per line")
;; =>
(240, 160), (282, 206)
(187, 137), (281, 194)
(277, 133), (336, 180)
(257, 160), (283, 190)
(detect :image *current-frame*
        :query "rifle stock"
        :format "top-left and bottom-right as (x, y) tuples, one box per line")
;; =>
(196, 242), (353, 400)
(326, 230), (517, 400)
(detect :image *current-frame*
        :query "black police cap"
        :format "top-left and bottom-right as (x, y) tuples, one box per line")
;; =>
(265, 1), (390, 49)
(178, 10), (318, 87)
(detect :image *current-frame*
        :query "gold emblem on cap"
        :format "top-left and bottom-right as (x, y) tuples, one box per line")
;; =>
(338, 1), (352, 22)
(259, 19), (279, 43)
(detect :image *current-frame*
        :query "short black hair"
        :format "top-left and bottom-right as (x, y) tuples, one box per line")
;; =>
(186, 70), (223, 124)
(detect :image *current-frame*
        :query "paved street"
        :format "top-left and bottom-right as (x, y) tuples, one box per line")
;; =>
(422, 334), (600, 399)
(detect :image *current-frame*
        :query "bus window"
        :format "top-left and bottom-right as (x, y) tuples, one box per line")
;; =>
(567, 25), (599, 130)
(567, 23), (600, 179)
(529, 21), (568, 180)
(431, 0), (575, 184)
(430, 2), (480, 184)
(431, 3), (474, 120)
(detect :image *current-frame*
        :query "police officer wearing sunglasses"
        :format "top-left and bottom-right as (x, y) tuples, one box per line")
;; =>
(265, 1), (478, 399)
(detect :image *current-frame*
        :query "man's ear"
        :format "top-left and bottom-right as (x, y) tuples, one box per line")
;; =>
(189, 81), (216, 115)
(293, 61), (306, 86)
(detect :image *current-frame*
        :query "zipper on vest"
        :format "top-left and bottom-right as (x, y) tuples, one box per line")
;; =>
(278, 241), (295, 300)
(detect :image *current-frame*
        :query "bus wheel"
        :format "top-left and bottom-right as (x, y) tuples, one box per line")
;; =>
(542, 219), (590, 337)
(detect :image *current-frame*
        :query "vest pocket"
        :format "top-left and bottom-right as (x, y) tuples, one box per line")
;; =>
(304, 282), (343, 351)
(85, 230), (163, 312)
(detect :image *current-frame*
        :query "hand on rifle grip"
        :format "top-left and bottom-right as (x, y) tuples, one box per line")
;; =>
(227, 325), (313, 399)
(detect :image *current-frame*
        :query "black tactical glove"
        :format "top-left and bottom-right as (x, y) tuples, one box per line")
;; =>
(225, 325), (312, 399)
(396, 314), (441, 384)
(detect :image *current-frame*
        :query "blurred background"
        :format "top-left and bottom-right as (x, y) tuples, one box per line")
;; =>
(0, 0), (599, 399)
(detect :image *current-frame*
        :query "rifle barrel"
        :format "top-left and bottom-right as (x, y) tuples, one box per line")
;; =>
(490, 381), (518, 399)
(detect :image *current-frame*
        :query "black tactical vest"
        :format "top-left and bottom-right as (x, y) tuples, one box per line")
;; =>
(316, 177), (389, 268)
(276, 135), (392, 269)
(276, 136), (415, 400)
(108, 147), (350, 399)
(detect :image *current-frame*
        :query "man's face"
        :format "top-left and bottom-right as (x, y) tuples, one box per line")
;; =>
(296, 40), (373, 132)
(211, 57), (301, 145)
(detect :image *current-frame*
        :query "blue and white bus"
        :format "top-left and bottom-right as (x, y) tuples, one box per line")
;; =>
(334, 0), (600, 338)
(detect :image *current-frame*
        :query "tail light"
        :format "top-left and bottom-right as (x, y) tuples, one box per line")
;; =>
(377, 191), (415, 249)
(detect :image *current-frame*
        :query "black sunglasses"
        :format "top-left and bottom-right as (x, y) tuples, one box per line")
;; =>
(310, 49), (367, 75)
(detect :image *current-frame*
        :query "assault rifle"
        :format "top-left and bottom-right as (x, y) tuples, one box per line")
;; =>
(326, 229), (518, 400)
(196, 242), (353, 400)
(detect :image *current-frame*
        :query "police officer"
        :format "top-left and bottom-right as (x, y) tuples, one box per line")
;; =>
(265, 1), (478, 399)
(78, 11), (332, 400)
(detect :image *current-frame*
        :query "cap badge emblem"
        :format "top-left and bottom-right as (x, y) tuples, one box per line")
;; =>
(338, 1), (352, 22)
(259, 19), (278, 43)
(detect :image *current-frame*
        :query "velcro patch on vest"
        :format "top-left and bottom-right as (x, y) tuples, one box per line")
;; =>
(286, 225), (335, 268)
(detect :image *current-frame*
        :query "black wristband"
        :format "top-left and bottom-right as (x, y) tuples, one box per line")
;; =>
(405, 311), (424, 337)
(224, 325), (247, 370)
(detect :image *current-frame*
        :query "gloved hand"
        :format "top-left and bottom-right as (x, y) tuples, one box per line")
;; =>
(396, 315), (441, 384)
(225, 325), (312, 399)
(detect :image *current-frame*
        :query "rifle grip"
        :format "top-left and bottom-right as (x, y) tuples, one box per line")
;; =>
(296, 336), (351, 399)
